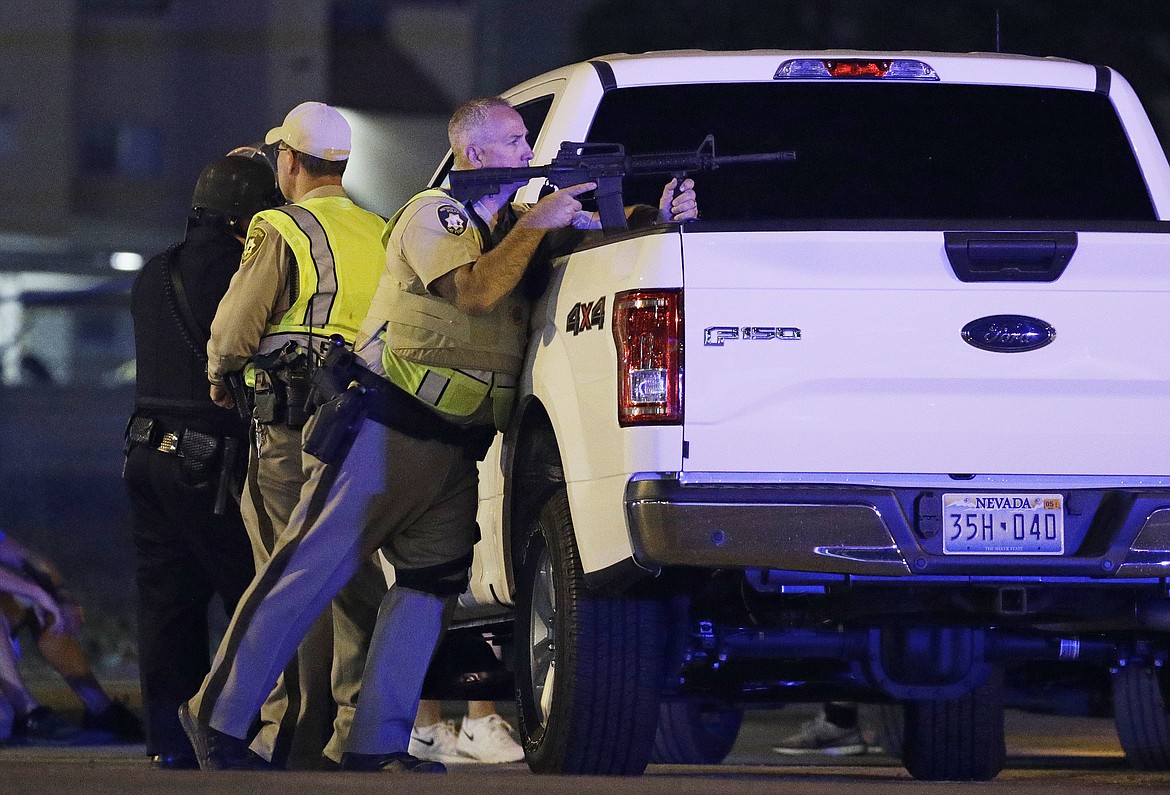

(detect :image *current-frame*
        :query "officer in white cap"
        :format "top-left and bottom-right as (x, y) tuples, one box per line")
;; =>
(199, 101), (388, 770)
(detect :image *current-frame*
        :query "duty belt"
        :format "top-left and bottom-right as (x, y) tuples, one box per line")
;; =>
(314, 342), (496, 460)
(361, 378), (496, 460)
(127, 416), (222, 476)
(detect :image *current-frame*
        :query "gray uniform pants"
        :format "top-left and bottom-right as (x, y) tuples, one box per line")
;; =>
(191, 418), (481, 755)
(241, 420), (385, 766)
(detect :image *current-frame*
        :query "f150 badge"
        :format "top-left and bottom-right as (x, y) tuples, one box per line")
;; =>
(704, 326), (802, 346)
(566, 296), (606, 335)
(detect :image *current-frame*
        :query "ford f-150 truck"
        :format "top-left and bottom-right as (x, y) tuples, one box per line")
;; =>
(432, 50), (1170, 780)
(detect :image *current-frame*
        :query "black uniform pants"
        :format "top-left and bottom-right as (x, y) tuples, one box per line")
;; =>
(124, 440), (254, 756)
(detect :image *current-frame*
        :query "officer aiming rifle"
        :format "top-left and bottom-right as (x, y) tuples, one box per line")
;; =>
(448, 134), (796, 234)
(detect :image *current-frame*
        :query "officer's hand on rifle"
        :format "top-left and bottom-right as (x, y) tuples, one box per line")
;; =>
(518, 182), (597, 229)
(658, 177), (698, 223)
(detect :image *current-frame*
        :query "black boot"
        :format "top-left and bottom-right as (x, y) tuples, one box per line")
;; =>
(177, 703), (273, 770)
(340, 751), (447, 773)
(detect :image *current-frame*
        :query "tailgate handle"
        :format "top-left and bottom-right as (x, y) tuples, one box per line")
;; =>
(944, 232), (1077, 282)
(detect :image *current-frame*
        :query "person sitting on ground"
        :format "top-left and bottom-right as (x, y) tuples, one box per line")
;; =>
(0, 529), (144, 744)
(0, 538), (69, 745)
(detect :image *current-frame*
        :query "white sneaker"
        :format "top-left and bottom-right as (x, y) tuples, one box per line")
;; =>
(773, 712), (867, 756)
(456, 714), (525, 763)
(409, 720), (471, 764)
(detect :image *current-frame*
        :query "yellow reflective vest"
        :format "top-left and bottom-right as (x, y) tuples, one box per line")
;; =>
(254, 196), (385, 356)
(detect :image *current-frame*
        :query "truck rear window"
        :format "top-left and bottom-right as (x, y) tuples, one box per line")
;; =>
(586, 82), (1156, 222)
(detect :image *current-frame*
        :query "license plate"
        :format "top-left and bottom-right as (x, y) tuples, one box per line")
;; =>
(942, 493), (1064, 555)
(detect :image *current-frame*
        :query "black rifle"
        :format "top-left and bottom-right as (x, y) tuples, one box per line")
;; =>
(448, 134), (796, 234)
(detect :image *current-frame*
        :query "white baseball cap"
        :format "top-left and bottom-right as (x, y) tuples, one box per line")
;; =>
(265, 101), (351, 161)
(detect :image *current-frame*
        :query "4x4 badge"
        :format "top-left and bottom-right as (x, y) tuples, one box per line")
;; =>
(704, 326), (801, 346)
(567, 296), (606, 335)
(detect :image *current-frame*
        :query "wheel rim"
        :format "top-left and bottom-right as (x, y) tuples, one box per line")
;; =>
(528, 547), (556, 729)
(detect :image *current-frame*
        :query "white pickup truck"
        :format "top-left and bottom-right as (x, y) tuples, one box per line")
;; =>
(436, 50), (1170, 781)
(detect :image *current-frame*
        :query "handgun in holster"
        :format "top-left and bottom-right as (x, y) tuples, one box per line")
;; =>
(300, 335), (366, 463)
(307, 334), (358, 407)
(303, 385), (367, 464)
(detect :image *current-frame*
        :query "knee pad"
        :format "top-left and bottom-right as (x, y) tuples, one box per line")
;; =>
(394, 551), (473, 598)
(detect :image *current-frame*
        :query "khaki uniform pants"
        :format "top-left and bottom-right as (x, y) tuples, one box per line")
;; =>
(241, 420), (385, 766)
(191, 418), (480, 755)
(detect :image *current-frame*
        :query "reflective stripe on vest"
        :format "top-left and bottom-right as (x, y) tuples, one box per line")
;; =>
(376, 327), (518, 428)
(282, 204), (338, 330)
(373, 189), (525, 428)
(256, 197), (384, 356)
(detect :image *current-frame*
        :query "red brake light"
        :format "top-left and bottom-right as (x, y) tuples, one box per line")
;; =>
(773, 58), (939, 81)
(827, 60), (890, 78)
(612, 289), (682, 426)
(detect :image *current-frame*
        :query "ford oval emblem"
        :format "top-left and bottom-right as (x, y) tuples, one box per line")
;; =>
(962, 315), (1055, 353)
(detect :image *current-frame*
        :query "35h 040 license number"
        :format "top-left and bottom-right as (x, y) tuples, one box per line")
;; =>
(942, 493), (1064, 555)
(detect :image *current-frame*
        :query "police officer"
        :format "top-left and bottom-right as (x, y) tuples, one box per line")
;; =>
(204, 102), (387, 770)
(179, 96), (697, 773)
(124, 155), (276, 768)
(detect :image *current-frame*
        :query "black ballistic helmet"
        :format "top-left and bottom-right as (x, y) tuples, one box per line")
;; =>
(226, 140), (280, 175)
(191, 155), (279, 220)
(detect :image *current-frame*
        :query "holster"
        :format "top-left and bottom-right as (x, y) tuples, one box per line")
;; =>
(303, 386), (367, 464)
(251, 344), (314, 429)
(310, 338), (496, 462)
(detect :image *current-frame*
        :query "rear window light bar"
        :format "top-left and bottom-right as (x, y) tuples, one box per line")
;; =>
(774, 58), (939, 81)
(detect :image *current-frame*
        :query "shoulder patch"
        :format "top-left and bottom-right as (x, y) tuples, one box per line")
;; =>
(241, 226), (267, 266)
(436, 204), (468, 236)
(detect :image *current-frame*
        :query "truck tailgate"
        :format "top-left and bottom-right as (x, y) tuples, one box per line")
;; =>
(681, 229), (1170, 476)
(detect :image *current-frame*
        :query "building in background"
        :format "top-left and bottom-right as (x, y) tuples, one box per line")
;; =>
(0, 0), (588, 381)
(0, 0), (588, 670)
(0, 0), (591, 388)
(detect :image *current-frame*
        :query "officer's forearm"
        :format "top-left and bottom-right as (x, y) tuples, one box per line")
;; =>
(451, 225), (547, 315)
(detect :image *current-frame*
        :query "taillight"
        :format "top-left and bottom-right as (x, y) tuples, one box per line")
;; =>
(773, 58), (939, 81)
(612, 289), (682, 426)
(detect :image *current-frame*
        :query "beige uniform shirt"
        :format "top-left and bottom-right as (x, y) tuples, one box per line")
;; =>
(398, 196), (522, 294)
(206, 185), (348, 385)
(357, 196), (528, 373)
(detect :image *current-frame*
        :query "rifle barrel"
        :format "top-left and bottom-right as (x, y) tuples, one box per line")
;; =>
(714, 151), (797, 166)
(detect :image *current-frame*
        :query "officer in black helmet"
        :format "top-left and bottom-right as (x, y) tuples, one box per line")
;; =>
(123, 154), (278, 769)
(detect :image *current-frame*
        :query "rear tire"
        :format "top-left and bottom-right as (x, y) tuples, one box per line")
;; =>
(514, 487), (665, 774)
(1113, 662), (1170, 770)
(901, 673), (1006, 781)
(651, 701), (744, 764)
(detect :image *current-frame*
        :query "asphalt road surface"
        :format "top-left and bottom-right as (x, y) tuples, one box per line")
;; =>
(4, 702), (1169, 794)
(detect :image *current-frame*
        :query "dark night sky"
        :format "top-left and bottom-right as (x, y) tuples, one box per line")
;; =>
(574, 1), (1170, 147)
